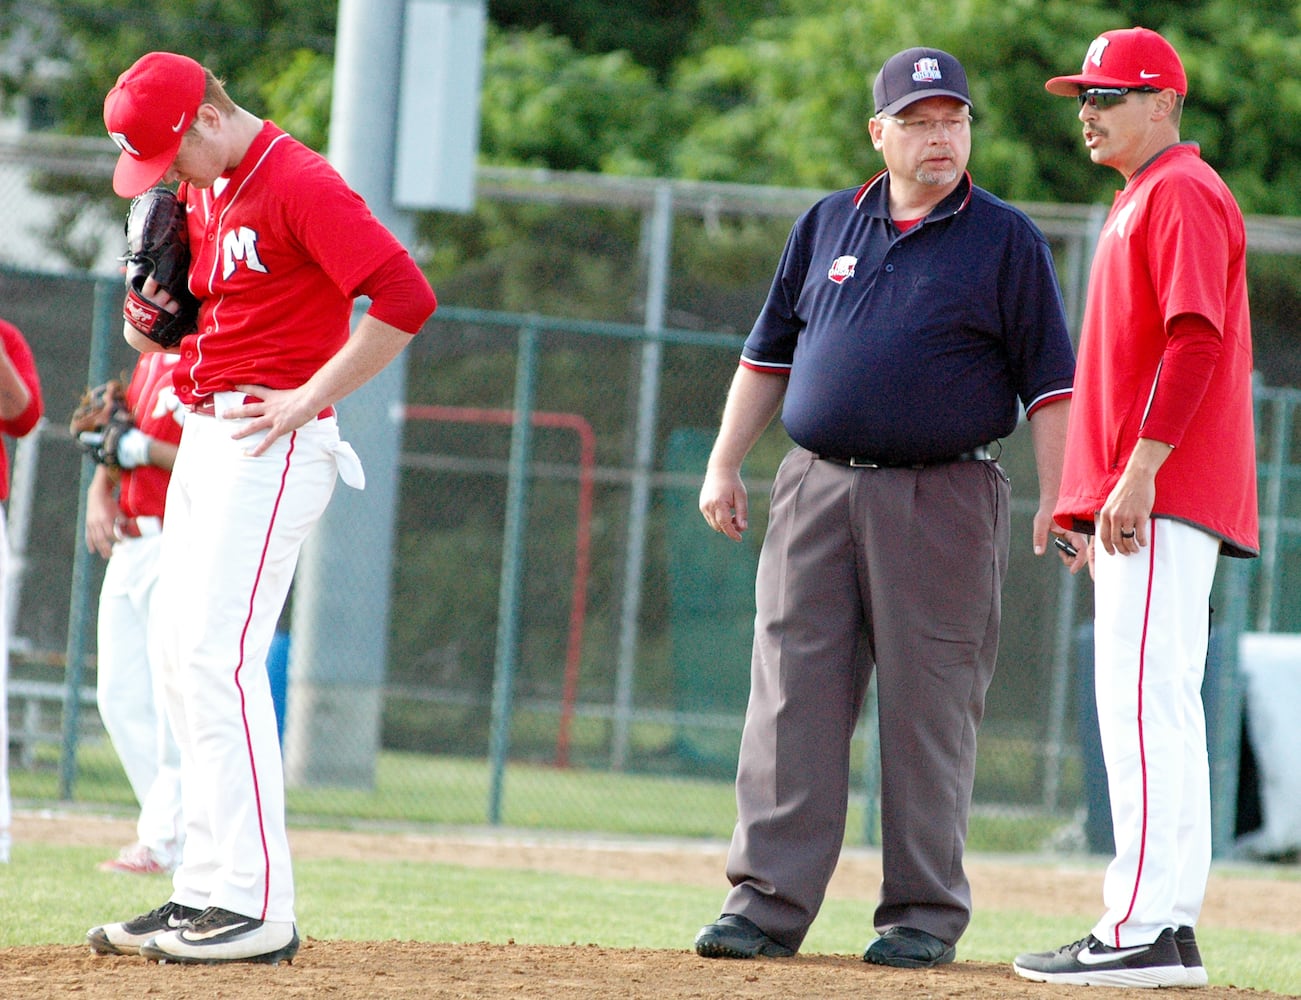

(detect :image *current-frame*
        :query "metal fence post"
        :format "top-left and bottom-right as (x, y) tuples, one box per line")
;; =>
(611, 183), (672, 770)
(1208, 556), (1251, 857)
(487, 324), (539, 824)
(58, 277), (118, 798)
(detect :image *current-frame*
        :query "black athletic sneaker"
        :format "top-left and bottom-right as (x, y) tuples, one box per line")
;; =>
(1012, 927), (1186, 987)
(139, 906), (299, 965)
(87, 901), (202, 956)
(1175, 925), (1209, 987)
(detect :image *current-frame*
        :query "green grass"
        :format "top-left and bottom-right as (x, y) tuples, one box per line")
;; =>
(14, 741), (1070, 851)
(13, 741), (1294, 992)
(1, 842), (1298, 995)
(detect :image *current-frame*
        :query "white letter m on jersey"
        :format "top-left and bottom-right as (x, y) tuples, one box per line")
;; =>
(222, 227), (269, 279)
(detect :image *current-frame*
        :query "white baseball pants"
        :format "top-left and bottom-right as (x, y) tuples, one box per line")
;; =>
(152, 393), (359, 923)
(1091, 517), (1220, 947)
(96, 528), (184, 862)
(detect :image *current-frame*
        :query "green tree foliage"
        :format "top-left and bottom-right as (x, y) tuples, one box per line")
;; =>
(0, 0), (337, 141)
(668, 0), (1301, 212)
(5, 0), (1299, 211)
(478, 25), (683, 175)
(486, 0), (699, 79)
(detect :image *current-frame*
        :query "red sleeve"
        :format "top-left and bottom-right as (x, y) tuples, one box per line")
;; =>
(0, 319), (43, 438)
(355, 250), (438, 335)
(1140, 312), (1221, 448)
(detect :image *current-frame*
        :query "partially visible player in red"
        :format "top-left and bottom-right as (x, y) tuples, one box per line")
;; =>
(80, 353), (186, 876)
(87, 51), (436, 965)
(0, 317), (43, 866)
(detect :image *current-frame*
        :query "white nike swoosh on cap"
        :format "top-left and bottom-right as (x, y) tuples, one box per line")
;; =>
(1139, 71), (1160, 79)
(1077, 944), (1151, 965)
(171, 113), (188, 132)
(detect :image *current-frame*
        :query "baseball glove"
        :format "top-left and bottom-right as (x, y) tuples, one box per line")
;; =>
(121, 185), (200, 349)
(69, 379), (126, 436)
(70, 380), (150, 469)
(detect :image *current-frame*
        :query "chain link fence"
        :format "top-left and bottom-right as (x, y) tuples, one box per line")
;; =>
(4, 132), (1301, 853)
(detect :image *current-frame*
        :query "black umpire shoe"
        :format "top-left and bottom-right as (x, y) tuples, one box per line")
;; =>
(694, 914), (795, 959)
(863, 926), (957, 968)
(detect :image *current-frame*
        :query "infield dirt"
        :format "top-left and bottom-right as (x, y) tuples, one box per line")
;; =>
(3, 814), (1297, 999)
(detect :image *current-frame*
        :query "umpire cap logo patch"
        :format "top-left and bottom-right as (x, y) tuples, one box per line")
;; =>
(912, 57), (944, 83)
(828, 255), (858, 284)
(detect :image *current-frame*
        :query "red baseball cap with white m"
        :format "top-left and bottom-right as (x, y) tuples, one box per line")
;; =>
(1045, 26), (1187, 98)
(103, 52), (206, 197)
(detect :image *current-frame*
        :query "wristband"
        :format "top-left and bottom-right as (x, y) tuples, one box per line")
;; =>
(115, 428), (152, 469)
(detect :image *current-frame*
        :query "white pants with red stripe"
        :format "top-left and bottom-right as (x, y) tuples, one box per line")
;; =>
(97, 531), (184, 863)
(151, 394), (358, 923)
(1091, 517), (1220, 948)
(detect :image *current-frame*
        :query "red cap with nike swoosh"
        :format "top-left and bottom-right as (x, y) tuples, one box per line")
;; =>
(103, 51), (206, 198)
(1045, 26), (1187, 98)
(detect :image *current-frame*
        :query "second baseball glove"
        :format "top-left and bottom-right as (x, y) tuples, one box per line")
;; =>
(69, 379), (127, 437)
(70, 380), (149, 469)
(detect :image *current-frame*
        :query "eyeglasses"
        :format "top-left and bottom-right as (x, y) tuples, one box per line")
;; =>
(877, 114), (972, 136)
(1076, 87), (1160, 109)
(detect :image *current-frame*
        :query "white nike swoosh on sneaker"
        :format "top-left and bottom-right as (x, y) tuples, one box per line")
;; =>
(1139, 70), (1160, 79)
(165, 914), (188, 929)
(181, 920), (253, 941)
(1077, 945), (1151, 965)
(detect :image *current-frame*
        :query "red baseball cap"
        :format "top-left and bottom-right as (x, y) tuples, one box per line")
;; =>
(103, 52), (206, 197)
(1045, 27), (1187, 98)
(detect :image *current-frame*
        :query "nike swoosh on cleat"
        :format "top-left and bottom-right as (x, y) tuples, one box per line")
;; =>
(1077, 945), (1150, 965)
(181, 920), (253, 942)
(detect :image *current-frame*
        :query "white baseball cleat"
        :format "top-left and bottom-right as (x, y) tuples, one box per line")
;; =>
(140, 906), (299, 965)
(88, 900), (202, 955)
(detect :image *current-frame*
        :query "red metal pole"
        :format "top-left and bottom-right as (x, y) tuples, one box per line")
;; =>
(402, 404), (593, 767)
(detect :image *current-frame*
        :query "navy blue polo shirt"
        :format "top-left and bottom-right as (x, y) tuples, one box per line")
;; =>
(742, 171), (1075, 463)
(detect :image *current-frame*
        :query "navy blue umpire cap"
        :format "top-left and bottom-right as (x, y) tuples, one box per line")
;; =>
(873, 47), (973, 115)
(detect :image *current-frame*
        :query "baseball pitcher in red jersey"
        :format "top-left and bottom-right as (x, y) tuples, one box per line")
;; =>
(87, 51), (437, 965)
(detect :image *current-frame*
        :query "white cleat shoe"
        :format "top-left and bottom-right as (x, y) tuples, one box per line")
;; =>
(140, 906), (299, 965)
(88, 901), (202, 956)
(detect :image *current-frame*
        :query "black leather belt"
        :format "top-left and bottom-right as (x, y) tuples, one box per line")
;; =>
(816, 443), (997, 469)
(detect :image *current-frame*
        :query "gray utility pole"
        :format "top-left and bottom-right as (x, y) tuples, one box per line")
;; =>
(283, 0), (414, 789)
(284, 0), (485, 788)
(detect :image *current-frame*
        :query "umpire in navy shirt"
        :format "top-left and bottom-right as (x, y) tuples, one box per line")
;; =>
(694, 47), (1076, 968)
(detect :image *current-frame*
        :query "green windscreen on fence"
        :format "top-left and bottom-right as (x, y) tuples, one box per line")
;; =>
(663, 427), (757, 777)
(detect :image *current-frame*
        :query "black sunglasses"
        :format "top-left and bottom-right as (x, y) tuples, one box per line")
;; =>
(1077, 86), (1161, 109)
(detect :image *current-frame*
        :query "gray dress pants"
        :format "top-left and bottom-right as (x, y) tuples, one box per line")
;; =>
(721, 447), (1010, 951)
